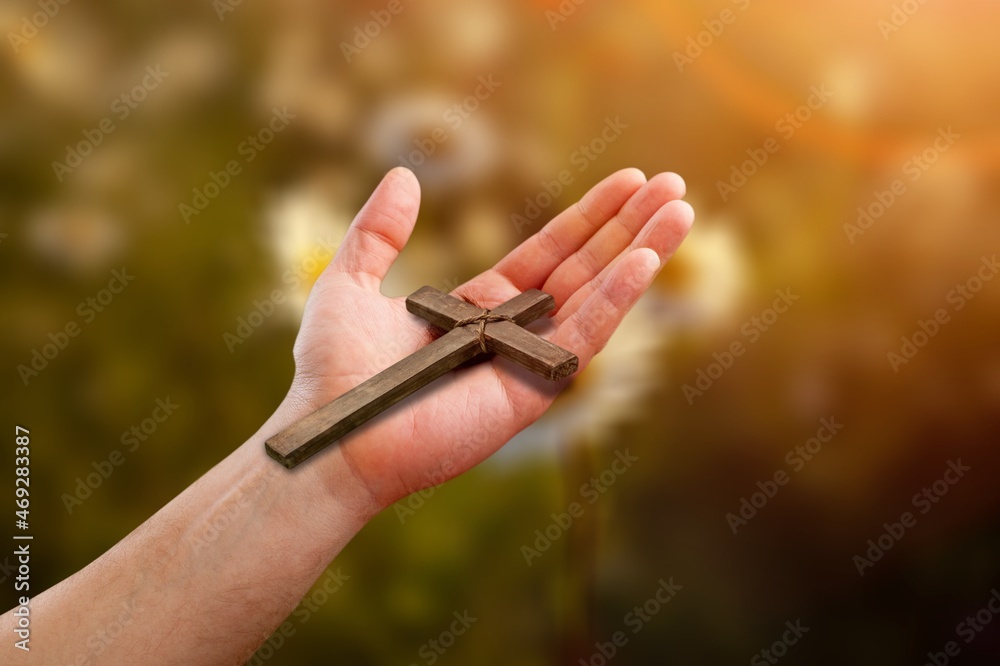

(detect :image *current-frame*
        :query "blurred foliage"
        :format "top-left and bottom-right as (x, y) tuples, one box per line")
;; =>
(1, 0), (999, 664)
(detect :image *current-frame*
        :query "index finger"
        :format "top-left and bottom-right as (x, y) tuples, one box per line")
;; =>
(489, 169), (647, 293)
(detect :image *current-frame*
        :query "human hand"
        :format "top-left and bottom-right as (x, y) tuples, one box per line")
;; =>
(281, 167), (693, 511)
(7, 168), (690, 666)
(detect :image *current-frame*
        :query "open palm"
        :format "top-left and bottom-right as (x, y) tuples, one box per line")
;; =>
(283, 167), (693, 510)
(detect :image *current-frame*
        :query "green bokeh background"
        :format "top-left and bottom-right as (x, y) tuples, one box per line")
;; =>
(2, 0), (999, 663)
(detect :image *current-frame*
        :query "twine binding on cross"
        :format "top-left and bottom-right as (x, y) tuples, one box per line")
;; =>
(454, 310), (514, 352)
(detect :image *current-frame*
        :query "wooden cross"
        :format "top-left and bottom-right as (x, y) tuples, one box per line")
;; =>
(265, 286), (578, 468)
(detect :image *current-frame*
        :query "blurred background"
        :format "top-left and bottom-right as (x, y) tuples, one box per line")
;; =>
(2, 0), (999, 664)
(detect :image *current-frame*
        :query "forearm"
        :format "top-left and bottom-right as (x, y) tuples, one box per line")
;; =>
(1, 400), (378, 665)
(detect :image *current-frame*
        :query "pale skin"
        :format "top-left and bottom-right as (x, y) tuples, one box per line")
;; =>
(1, 167), (693, 664)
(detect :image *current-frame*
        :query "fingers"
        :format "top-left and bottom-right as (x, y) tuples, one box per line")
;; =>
(490, 169), (647, 292)
(551, 248), (661, 369)
(329, 167), (421, 290)
(542, 172), (686, 310)
(555, 199), (694, 325)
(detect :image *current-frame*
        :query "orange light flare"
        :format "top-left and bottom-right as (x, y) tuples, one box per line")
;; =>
(642, 1), (1000, 170)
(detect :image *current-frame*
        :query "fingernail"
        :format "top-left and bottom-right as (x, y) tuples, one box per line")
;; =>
(634, 247), (660, 274)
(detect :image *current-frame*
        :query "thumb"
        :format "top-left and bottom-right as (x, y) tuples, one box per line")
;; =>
(328, 167), (421, 291)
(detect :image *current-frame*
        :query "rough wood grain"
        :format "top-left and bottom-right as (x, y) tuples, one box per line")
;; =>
(485, 321), (578, 380)
(407, 287), (572, 379)
(489, 289), (555, 324)
(267, 286), (580, 468)
(266, 327), (481, 468)
(406, 287), (554, 328)
(405, 286), (483, 329)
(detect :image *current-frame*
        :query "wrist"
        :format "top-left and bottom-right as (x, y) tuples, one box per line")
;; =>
(249, 394), (382, 537)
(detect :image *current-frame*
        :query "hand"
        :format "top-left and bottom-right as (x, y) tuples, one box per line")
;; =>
(7, 168), (689, 666)
(281, 167), (693, 510)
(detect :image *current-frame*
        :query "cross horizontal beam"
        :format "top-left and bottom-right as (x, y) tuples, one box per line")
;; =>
(406, 287), (578, 381)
